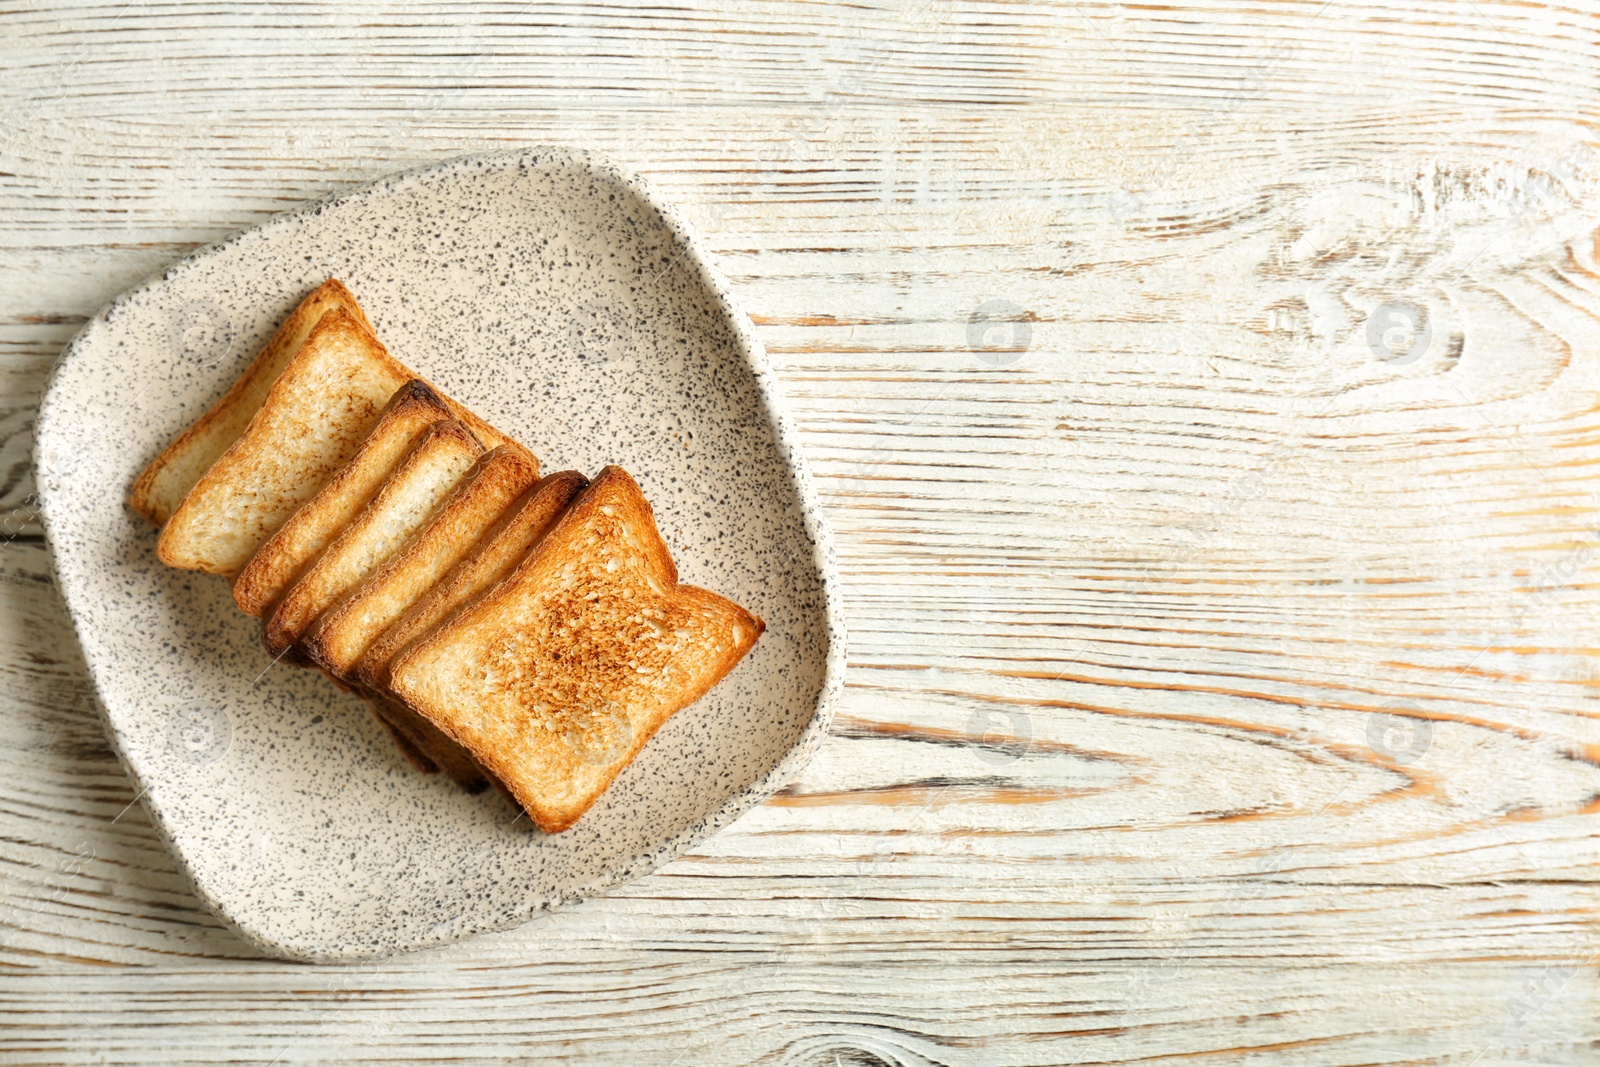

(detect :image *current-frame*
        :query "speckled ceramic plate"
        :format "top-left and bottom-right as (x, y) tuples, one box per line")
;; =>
(34, 147), (843, 962)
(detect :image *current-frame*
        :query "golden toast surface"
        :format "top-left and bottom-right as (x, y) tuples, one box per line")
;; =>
(231, 380), (455, 616)
(354, 469), (588, 693)
(157, 306), (413, 576)
(390, 466), (763, 833)
(131, 280), (373, 527)
(349, 469), (585, 786)
(304, 445), (543, 678)
(263, 419), (483, 658)
(144, 281), (520, 577)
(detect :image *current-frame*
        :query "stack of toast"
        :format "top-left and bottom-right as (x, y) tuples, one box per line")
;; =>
(133, 280), (763, 833)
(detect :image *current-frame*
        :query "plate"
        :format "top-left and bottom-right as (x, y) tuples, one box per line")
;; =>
(34, 147), (844, 961)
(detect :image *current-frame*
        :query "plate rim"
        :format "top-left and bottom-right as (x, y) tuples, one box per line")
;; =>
(33, 144), (846, 961)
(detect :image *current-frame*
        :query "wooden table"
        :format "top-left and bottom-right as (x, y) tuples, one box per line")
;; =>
(4, 2), (1599, 1063)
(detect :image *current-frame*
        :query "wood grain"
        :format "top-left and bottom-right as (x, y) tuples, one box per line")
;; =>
(4, 0), (1600, 1063)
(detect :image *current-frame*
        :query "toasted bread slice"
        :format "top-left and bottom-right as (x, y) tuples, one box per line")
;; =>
(370, 695), (489, 792)
(389, 466), (764, 834)
(303, 445), (543, 679)
(263, 420), (483, 658)
(157, 307), (415, 576)
(152, 301), (519, 576)
(230, 381), (456, 616)
(348, 470), (586, 791)
(353, 469), (588, 694)
(131, 280), (374, 527)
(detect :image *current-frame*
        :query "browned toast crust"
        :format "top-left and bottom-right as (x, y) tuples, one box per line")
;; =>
(389, 466), (763, 833)
(156, 306), (415, 576)
(263, 419), (483, 658)
(230, 380), (454, 616)
(344, 470), (585, 789)
(353, 470), (588, 693)
(145, 285), (524, 577)
(303, 445), (543, 678)
(130, 279), (374, 527)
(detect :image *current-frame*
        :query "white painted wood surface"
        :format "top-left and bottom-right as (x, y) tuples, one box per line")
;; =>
(4, 1), (1600, 1063)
